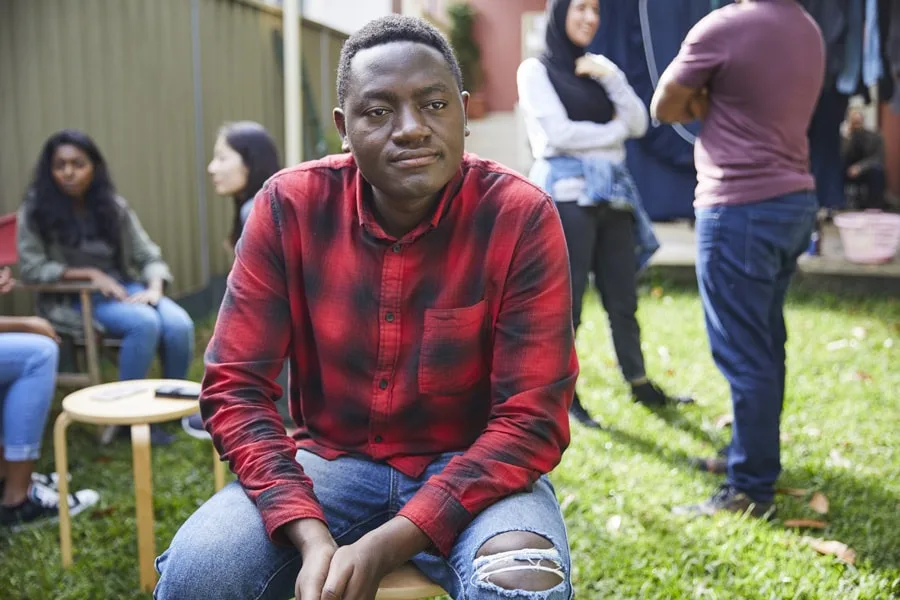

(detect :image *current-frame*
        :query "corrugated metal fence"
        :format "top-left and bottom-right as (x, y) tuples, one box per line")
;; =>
(0, 0), (347, 315)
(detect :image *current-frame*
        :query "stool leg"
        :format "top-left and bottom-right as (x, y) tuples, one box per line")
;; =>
(54, 412), (73, 568)
(131, 424), (157, 592)
(213, 444), (225, 493)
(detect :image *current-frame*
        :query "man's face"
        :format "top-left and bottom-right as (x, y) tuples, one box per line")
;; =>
(335, 41), (468, 206)
(848, 110), (864, 131)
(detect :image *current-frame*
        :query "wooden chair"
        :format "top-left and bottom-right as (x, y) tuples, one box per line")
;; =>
(0, 212), (104, 387)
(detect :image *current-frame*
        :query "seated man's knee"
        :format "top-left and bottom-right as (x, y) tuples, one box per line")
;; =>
(474, 531), (566, 593)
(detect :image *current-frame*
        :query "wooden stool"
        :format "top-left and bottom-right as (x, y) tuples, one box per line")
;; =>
(54, 379), (227, 592)
(375, 562), (447, 599)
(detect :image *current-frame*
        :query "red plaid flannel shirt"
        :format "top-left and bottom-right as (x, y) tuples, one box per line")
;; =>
(202, 153), (577, 556)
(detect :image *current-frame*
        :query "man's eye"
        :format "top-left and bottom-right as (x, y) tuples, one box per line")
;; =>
(366, 108), (389, 117)
(425, 101), (447, 111)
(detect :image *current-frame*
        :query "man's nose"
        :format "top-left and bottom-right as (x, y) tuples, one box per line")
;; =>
(392, 106), (430, 143)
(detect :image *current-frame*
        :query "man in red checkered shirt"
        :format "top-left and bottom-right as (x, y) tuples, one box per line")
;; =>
(156, 15), (578, 600)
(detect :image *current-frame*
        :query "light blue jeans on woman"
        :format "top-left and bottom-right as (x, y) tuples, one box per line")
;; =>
(0, 333), (59, 461)
(80, 282), (195, 381)
(155, 450), (573, 600)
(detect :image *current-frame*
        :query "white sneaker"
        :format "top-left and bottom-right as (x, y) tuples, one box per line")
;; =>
(2, 484), (100, 530)
(30, 471), (72, 492)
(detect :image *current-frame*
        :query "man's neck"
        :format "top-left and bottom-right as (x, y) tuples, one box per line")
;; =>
(371, 190), (440, 239)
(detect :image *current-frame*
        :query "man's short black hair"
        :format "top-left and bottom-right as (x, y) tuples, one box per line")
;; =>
(336, 15), (464, 107)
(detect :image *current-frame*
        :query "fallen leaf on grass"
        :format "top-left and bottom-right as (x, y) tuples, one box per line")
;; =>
(90, 506), (118, 520)
(776, 488), (809, 498)
(826, 339), (850, 351)
(784, 519), (828, 529)
(665, 369), (676, 377)
(853, 370), (873, 382)
(829, 449), (852, 469)
(606, 515), (622, 533)
(714, 414), (733, 429)
(559, 494), (576, 512)
(803, 537), (856, 565)
(809, 492), (829, 515)
(94, 455), (113, 464)
(651, 286), (664, 299)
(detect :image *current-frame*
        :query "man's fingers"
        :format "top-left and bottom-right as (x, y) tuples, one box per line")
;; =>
(321, 561), (353, 600)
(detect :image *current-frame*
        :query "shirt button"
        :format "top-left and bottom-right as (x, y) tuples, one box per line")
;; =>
(374, 435), (383, 443)
(385, 312), (395, 322)
(379, 379), (388, 390)
(392, 244), (401, 253)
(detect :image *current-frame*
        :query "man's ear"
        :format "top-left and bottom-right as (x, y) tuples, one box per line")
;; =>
(333, 108), (351, 152)
(461, 91), (471, 136)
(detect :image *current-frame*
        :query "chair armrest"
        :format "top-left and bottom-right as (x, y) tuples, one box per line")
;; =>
(15, 281), (100, 294)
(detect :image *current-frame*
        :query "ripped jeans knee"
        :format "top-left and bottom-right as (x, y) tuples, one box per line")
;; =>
(470, 547), (568, 598)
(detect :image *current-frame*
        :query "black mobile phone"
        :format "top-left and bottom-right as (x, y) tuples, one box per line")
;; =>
(154, 384), (201, 400)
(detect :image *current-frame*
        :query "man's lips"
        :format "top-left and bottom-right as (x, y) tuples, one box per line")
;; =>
(390, 151), (440, 168)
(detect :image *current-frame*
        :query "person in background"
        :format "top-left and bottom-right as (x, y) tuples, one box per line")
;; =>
(156, 15), (576, 600)
(518, 0), (693, 430)
(0, 267), (100, 527)
(181, 121), (283, 440)
(841, 107), (886, 210)
(208, 121), (282, 255)
(652, 0), (824, 517)
(17, 129), (195, 446)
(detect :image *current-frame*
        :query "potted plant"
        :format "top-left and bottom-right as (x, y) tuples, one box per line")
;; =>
(447, 2), (487, 119)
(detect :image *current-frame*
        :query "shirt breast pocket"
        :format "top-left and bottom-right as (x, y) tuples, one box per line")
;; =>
(418, 300), (489, 396)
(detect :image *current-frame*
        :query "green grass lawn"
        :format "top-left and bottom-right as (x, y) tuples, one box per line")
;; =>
(1, 282), (897, 599)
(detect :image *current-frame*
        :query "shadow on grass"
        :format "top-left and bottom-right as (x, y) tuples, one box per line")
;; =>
(598, 424), (899, 573)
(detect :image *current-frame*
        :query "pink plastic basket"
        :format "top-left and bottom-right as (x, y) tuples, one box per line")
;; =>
(833, 210), (900, 264)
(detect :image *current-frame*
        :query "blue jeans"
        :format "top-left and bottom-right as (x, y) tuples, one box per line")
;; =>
(155, 450), (572, 600)
(695, 192), (818, 502)
(0, 333), (59, 461)
(81, 282), (194, 381)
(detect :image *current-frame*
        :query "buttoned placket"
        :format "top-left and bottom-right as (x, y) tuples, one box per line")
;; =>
(369, 241), (405, 452)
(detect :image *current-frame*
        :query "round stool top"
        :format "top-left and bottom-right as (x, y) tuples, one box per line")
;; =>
(375, 563), (446, 599)
(61, 379), (201, 425)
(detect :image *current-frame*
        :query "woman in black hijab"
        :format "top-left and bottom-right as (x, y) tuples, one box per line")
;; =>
(518, 0), (692, 429)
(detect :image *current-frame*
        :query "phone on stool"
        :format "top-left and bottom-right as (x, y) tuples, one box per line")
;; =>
(154, 384), (201, 400)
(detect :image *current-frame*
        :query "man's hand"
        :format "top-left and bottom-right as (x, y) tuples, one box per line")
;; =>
(574, 53), (617, 79)
(0, 267), (15, 294)
(91, 271), (128, 300)
(847, 164), (862, 178)
(285, 519), (338, 600)
(687, 88), (710, 121)
(320, 539), (389, 600)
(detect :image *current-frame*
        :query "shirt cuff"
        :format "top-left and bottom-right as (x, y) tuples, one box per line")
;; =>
(397, 482), (472, 557)
(256, 484), (329, 546)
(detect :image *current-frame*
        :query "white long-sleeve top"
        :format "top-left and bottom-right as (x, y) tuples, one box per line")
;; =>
(517, 57), (649, 164)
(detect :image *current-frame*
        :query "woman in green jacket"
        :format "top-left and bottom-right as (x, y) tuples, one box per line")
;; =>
(17, 130), (194, 445)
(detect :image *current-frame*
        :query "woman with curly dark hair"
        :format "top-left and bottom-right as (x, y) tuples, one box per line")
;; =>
(17, 130), (194, 445)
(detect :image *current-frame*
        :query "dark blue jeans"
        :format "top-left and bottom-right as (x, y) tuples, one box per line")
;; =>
(695, 192), (818, 502)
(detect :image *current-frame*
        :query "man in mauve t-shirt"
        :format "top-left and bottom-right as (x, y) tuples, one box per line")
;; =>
(650, 0), (825, 518)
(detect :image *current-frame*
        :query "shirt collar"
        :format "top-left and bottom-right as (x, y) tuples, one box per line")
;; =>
(354, 159), (466, 243)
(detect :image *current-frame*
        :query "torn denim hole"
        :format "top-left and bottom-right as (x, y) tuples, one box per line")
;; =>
(471, 547), (565, 588)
